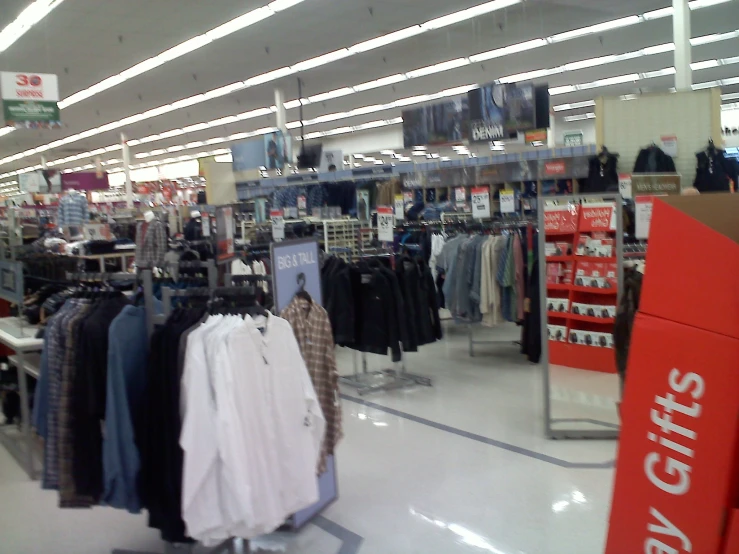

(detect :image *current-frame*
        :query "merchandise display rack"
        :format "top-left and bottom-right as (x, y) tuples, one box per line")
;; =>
(538, 194), (623, 441)
(540, 196), (622, 375)
(322, 219), (360, 261)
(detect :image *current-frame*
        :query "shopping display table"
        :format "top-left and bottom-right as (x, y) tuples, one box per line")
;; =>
(0, 317), (43, 479)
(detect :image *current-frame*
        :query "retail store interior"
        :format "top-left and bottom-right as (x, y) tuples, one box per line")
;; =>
(0, 0), (738, 553)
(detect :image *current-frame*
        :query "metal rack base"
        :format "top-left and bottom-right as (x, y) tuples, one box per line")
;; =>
(339, 350), (433, 395)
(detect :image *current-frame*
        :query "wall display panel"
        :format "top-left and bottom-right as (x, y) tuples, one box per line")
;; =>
(596, 90), (722, 188)
(402, 97), (469, 148)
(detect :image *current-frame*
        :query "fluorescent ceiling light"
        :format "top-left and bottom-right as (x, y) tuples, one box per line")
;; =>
(499, 67), (561, 83)
(293, 49), (352, 71)
(564, 113), (594, 122)
(353, 74), (408, 92)
(0, 0), (65, 54)
(548, 16), (641, 44)
(691, 30), (739, 46)
(421, 0), (521, 30)
(349, 27), (424, 53)
(643, 7), (674, 20)
(689, 0), (732, 8)
(405, 58), (470, 79)
(722, 92), (739, 101)
(308, 87), (354, 103)
(553, 100), (596, 112)
(691, 59), (719, 70)
(641, 67), (676, 78)
(59, 1), (303, 109)
(469, 38), (547, 63)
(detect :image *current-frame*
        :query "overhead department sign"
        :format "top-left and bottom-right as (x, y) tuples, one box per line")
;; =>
(1, 72), (61, 129)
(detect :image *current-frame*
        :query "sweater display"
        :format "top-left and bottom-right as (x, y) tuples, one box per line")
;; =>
(633, 145), (676, 173)
(321, 255), (442, 361)
(58, 191), (89, 228)
(583, 151), (619, 193)
(694, 147), (739, 192)
(135, 219), (167, 269)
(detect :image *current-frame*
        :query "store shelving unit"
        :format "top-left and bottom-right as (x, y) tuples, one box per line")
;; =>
(322, 219), (360, 261)
(541, 198), (622, 374)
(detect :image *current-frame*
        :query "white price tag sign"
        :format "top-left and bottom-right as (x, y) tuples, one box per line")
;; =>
(471, 187), (490, 220)
(394, 195), (405, 221)
(499, 190), (515, 213)
(377, 206), (394, 243)
(201, 214), (211, 237)
(271, 210), (285, 241)
(455, 187), (466, 205)
(635, 196), (654, 239)
(619, 173), (633, 199)
(297, 195), (306, 210)
(84, 223), (111, 241)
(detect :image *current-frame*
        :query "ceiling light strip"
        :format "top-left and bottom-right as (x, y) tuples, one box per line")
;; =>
(0, 0), (65, 54)
(0, 0), (735, 163)
(57, 0), (304, 110)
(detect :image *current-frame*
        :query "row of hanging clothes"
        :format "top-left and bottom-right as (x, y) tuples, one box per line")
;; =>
(694, 138), (739, 192)
(31, 273), (341, 546)
(433, 221), (534, 326)
(321, 251), (442, 362)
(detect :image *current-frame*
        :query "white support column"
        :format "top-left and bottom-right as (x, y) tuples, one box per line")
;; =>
(274, 88), (287, 135)
(673, 0), (692, 91)
(40, 155), (47, 169)
(121, 132), (133, 208)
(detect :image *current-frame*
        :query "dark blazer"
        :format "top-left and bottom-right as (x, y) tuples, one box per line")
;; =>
(633, 146), (676, 173)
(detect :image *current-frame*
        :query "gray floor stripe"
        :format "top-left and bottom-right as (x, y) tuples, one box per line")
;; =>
(313, 515), (364, 554)
(551, 418), (621, 430)
(340, 394), (615, 470)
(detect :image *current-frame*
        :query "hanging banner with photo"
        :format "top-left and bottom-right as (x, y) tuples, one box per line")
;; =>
(263, 129), (292, 170)
(402, 97), (469, 148)
(20, 169), (62, 193)
(468, 82), (536, 142)
(1, 72), (61, 129)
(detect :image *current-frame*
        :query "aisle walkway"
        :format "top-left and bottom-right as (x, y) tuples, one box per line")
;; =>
(0, 324), (616, 554)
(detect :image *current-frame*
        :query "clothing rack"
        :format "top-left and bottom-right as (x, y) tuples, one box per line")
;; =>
(336, 250), (434, 395)
(141, 278), (250, 554)
(65, 271), (137, 282)
(458, 217), (536, 357)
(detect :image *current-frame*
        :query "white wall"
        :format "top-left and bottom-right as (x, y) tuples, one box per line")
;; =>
(551, 116), (596, 146)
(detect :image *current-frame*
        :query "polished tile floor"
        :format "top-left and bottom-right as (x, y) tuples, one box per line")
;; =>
(0, 323), (617, 554)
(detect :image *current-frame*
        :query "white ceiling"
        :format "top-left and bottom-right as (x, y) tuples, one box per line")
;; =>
(1, 0), (738, 183)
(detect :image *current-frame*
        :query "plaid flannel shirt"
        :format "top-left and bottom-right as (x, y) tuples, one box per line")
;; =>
(58, 302), (96, 507)
(281, 297), (342, 474)
(42, 299), (78, 490)
(135, 219), (167, 269)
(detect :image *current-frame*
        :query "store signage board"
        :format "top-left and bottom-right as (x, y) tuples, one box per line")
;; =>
(471, 186), (490, 219)
(62, 171), (109, 191)
(563, 131), (584, 147)
(454, 187), (466, 205)
(403, 191), (413, 203)
(660, 134), (678, 157)
(618, 173), (633, 199)
(544, 204), (579, 234)
(468, 82), (536, 142)
(318, 149), (343, 172)
(580, 202), (617, 232)
(201, 213), (211, 237)
(631, 174), (681, 195)
(524, 129), (547, 144)
(270, 238), (322, 313)
(499, 190), (515, 213)
(377, 206), (394, 242)
(1, 72), (61, 129)
(394, 195), (404, 221)
(271, 209), (285, 241)
(216, 206), (235, 262)
(635, 195), (667, 240)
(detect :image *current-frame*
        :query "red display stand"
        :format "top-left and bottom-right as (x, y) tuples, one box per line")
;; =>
(544, 202), (618, 373)
(606, 194), (739, 554)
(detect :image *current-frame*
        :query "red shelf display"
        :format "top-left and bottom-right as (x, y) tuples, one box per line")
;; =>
(544, 201), (618, 374)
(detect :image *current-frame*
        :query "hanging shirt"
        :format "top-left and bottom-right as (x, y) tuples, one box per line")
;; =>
(58, 192), (89, 227)
(280, 296), (341, 474)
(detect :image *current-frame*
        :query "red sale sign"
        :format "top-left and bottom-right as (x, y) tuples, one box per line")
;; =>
(544, 204), (579, 234)
(579, 202), (616, 232)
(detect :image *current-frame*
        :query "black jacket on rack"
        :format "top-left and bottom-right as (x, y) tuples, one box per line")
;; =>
(584, 153), (619, 193)
(694, 149), (739, 192)
(321, 256), (355, 347)
(633, 146), (676, 173)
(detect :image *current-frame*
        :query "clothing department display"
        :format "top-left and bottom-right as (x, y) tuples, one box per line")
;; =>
(135, 218), (167, 269)
(58, 191), (89, 228)
(633, 145), (676, 173)
(584, 151), (619, 193)
(280, 296), (341, 474)
(435, 230), (525, 324)
(321, 255), (442, 361)
(693, 146), (739, 192)
(178, 312), (325, 545)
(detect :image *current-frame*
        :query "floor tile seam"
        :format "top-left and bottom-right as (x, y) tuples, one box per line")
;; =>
(340, 393), (615, 470)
